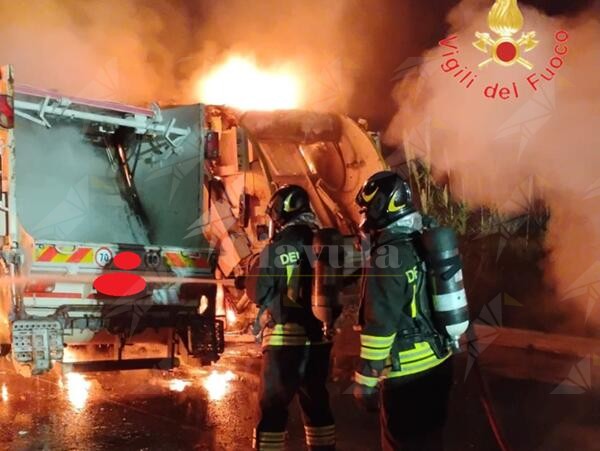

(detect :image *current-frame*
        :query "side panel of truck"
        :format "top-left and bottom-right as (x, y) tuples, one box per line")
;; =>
(15, 105), (209, 250)
(133, 105), (207, 249)
(0, 65), (15, 348)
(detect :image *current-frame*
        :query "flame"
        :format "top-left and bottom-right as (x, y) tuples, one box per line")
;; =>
(202, 370), (235, 401)
(226, 309), (237, 324)
(216, 284), (225, 316)
(65, 373), (90, 410)
(63, 347), (77, 362)
(169, 378), (191, 392)
(1, 383), (7, 402)
(197, 56), (302, 111)
(488, 0), (524, 37)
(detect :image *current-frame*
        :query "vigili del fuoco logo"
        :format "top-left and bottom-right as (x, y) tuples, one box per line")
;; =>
(438, 0), (569, 100)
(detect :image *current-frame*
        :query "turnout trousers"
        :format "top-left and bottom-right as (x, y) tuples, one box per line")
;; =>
(380, 357), (453, 451)
(253, 344), (335, 451)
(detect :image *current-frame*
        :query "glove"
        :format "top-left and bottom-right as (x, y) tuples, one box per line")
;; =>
(252, 307), (274, 336)
(351, 382), (379, 412)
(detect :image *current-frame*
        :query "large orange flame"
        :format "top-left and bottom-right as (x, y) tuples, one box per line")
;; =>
(64, 372), (91, 410)
(197, 56), (302, 111)
(202, 370), (235, 401)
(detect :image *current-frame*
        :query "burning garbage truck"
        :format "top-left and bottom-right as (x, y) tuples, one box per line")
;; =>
(0, 64), (387, 376)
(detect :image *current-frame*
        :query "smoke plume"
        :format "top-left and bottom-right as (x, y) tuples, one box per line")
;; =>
(0, 0), (192, 104)
(385, 0), (600, 333)
(175, 0), (400, 111)
(0, 0), (408, 111)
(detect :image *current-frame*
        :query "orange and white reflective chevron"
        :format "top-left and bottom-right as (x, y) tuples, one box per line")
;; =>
(163, 251), (210, 269)
(35, 245), (94, 264)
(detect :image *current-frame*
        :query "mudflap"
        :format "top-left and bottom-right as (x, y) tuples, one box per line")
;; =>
(12, 320), (64, 375)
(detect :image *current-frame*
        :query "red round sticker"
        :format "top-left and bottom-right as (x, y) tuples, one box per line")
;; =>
(93, 273), (146, 297)
(113, 251), (142, 270)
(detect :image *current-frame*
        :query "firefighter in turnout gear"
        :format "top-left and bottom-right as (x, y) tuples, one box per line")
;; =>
(353, 171), (454, 451)
(246, 185), (335, 451)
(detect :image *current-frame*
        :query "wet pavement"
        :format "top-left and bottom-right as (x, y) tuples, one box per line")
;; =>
(1, 337), (600, 451)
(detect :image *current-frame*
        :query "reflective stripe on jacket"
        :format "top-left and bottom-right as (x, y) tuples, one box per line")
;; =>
(262, 323), (326, 348)
(355, 335), (449, 385)
(386, 341), (450, 378)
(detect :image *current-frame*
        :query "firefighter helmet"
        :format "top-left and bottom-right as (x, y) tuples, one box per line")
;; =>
(266, 185), (311, 229)
(355, 171), (415, 232)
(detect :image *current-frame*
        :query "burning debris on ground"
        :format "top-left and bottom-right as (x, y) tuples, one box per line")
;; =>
(0, 0), (599, 450)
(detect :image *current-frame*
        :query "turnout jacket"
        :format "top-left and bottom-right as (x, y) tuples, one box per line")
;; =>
(246, 218), (324, 348)
(355, 216), (451, 388)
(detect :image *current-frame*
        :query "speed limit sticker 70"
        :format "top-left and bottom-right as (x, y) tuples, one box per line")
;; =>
(95, 247), (113, 267)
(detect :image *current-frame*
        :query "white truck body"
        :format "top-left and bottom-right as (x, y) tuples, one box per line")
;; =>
(0, 64), (388, 376)
(1, 65), (222, 375)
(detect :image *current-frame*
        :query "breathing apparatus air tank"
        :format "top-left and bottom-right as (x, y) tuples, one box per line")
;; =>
(421, 227), (469, 349)
(311, 228), (344, 338)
